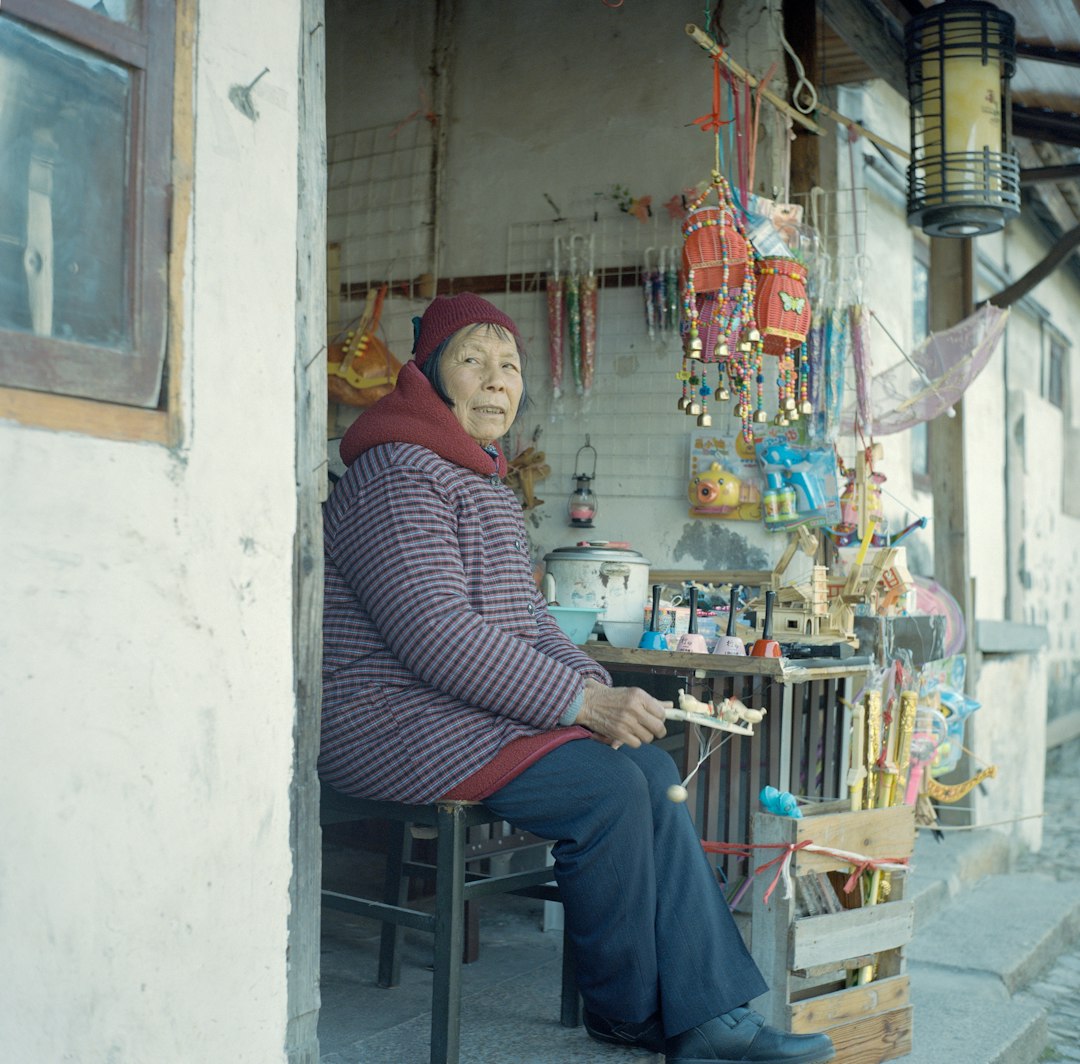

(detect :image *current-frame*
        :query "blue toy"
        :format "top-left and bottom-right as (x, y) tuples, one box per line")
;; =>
(760, 785), (802, 818)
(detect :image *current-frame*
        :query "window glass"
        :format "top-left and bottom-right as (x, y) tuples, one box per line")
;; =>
(0, 0), (173, 412)
(912, 257), (929, 344)
(910, 256), (930, 480)
(1047, 340), (1064, 411)
(64, 0), (141, 28)
(0, 17), (131, 350)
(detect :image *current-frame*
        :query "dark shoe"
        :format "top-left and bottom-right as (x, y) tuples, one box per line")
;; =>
(665, 1007), (834, 1064)
(583, 1006), (666, 1053)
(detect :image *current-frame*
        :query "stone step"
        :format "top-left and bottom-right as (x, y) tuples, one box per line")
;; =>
(902, 856), (1080, 1064)
(906, 828), (1012, 927)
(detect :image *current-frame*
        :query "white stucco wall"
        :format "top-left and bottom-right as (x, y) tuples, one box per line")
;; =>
(0, 3), (305, 1060)
(970, 653), (1047, 852)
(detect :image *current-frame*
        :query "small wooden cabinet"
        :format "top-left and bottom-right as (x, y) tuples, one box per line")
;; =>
(751, 801), (916, 1063)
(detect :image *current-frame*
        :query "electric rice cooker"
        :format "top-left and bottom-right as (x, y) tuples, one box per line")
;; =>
(541, 543), (651, 625)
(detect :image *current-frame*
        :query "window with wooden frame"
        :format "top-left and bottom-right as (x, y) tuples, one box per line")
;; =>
(909, 245), (931, 490)
(0, 0), (175, 412)
(1041, 328), (1067, 413)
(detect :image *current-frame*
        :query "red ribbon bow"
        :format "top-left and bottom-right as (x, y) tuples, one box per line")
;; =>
(692, 56), (734, 134)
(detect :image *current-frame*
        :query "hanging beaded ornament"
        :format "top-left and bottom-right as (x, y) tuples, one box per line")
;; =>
(679, 172), (756, 426)
(753, 256), (813, 425)
(754, 256), (812, 354)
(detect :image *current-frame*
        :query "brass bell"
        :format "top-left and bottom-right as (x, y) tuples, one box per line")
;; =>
(784, 396), (796, 412)
(788, 408), (800, 422)
(748, 328), (761, 343)
(696, 411), (713, 427)
(753, 408), (769, 423)
(774, 412), (789, 427)
(687, 335), (703, 358)
(718, 386), (731, 401)
(800, 400), (813, 415)
(735, 402), (748, 418)
(688, 401), (702, 416)
(739, 341), (752, 353)
(677, 396), (690, 411)
(718, 343), (730, 359)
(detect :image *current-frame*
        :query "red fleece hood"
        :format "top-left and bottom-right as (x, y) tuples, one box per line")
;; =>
(339, 361), (507, 478)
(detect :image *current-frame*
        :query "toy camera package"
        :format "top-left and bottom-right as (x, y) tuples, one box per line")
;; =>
(687, 428), (763, 520)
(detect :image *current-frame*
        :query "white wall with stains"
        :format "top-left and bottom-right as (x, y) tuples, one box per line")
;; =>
(0, 2), (305, 1060)
(324, 1), (1078, 781)
(325, 0), (795, 576)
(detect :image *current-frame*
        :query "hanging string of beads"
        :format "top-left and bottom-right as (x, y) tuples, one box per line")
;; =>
(754, 255), (813, 426)
(679, 170), (755, 427)
(675, 50), (817, 440)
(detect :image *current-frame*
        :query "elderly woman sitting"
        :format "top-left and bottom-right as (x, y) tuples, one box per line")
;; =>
(321, 293), (833, 1064)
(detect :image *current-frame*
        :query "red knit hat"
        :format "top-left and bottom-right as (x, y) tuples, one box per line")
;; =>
(411, 293), (521, 367)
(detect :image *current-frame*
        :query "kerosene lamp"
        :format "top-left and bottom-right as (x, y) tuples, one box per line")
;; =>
(568, 437), (598, 528)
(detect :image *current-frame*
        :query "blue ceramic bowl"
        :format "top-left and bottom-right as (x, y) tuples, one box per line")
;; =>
(547, 606), (603, 644)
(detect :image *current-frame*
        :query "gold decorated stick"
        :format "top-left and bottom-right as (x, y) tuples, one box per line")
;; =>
(893, 691), (918, 804)
(868, 692), (919, 920)
(864, 690), (882, 810)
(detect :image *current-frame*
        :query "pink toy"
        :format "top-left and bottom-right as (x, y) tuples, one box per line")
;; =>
(712, 584), (746, 655)
(675, 586), (708, 653)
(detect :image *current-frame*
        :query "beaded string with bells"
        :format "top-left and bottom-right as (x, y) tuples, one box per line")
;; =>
(679, 171), (755, 428)
(755, 257), (814, 424)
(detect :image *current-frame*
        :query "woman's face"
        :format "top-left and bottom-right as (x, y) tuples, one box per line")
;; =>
(439, 324), (524, 446)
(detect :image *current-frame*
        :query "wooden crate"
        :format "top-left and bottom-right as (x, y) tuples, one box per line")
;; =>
(751, 800), (916, 1064)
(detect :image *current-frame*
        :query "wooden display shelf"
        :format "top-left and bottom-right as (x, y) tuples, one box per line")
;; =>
(751, 801), (916, 1064)
(583, 644), (869, 684)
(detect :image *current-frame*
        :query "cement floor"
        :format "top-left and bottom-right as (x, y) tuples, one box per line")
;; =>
(318, 737), (1080, 1064)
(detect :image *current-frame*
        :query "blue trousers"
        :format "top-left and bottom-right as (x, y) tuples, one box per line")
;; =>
(483, 738), (767, 1037)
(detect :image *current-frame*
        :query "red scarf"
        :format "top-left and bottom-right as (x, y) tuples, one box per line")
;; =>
(339, 362), (507, 477)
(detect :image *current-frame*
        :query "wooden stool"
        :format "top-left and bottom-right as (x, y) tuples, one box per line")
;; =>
(320, 784), (581, 1064)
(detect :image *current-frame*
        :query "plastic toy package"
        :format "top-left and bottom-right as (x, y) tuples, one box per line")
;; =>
(918, 655), (981, 777)
(687, 428), (763, 520)
(754, 440), (840, 532)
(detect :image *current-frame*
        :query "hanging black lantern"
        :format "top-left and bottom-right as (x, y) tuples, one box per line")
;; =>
(568, 437), (598, 528)
(905, 1), (1019, 238)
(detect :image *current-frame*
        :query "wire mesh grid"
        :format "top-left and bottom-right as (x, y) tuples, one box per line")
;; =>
(502, 213), (698, 501)
(327, 119), (435, 335)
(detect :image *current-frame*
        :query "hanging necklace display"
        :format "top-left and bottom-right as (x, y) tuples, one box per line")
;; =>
(547, 235), (566, 401)
(579, 234), (598, 399)
(642, 247), (659, 340)
(663, 245), (681, 332)
(565, 238), (582, 395)
(652, 247), (669, 334)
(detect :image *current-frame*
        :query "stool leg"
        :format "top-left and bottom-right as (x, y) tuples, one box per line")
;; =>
(377, 819), (410, 988)
(430, 803), (466, 1064)
(463, 898), (480, 964)
(560, 926), (582, 1028)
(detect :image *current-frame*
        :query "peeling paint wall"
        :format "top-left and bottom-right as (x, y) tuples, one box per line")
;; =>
(0, 2), (305, 1060)
(325, 0), (792, 576)
(324, 2), (1080, 656)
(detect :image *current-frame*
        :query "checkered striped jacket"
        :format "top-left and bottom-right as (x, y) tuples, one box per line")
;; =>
(320, 442), (611, 803)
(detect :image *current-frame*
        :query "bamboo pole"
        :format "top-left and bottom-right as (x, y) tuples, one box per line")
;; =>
(684, 23), (911, 160)
(685, 23), (826, 136)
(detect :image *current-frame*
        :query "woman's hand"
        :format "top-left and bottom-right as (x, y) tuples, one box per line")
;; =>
(577, 678), (670, 749)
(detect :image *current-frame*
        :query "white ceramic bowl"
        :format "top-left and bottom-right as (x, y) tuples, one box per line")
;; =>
(601, 619), (646, 648)
(547, 606), (603, 644)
